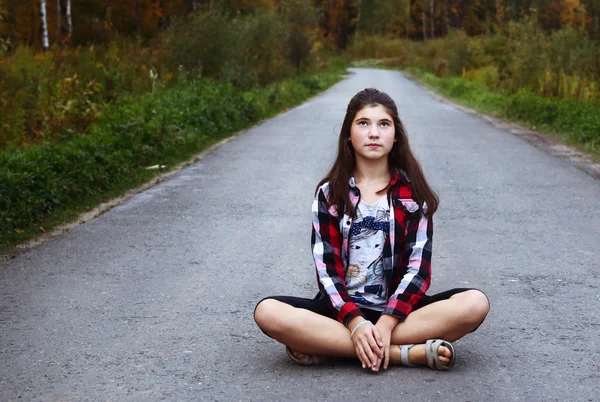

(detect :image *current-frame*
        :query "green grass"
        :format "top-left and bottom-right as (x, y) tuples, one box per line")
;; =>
(0, 68), (346, 255)
(400, 66), (600, 161)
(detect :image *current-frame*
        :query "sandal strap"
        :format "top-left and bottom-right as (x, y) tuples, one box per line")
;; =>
(425, 340), (436, 369)
(399, 344), (416, 367)
(286, 346), (320, 365)
(425, 339), (455, 371)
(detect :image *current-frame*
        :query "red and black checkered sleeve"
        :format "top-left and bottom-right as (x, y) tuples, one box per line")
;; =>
(383, 209), (433, 321)
(311, 185), (364, 326)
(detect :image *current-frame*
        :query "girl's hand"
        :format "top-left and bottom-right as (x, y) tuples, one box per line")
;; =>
(374, 315), (400, 370)
(348, 318), (384, 371)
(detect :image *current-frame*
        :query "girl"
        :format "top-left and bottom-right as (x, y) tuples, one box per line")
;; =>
(254, 88), (490, 372)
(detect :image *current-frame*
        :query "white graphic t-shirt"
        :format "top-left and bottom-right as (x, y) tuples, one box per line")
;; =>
(346, 195), (389, 311)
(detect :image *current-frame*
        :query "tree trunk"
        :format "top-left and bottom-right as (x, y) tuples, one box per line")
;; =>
(40, 0), (50, 50)
(192, 0), (198, 11)
(444, 2), (449, 35)
(406, 0), (411, 39)
(66, 0), (72, 37)
(511, 0), (516, 20)
(7, 0), (17, 50)
(136, 0), (141, 34)
(430, 0), (434, 38)
(422, 11), (427, 40)
(56, 0), (61, 40)
(355, 0), (362, 35)
(209, 0), (214, 13)
(495, 0), (502, 26)
(155, 0), (163, 29)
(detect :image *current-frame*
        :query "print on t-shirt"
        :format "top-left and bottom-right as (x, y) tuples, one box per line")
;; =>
(346, 195), (390, 311)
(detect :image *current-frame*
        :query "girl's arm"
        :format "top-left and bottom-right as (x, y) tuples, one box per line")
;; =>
(311, 185), (365, 327)
(383, 205), (433, 321)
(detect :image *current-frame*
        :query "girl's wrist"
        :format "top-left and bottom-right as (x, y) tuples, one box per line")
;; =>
(377, 314), (400, 330)
(350, 319), (371, 337)
(347, 316), (367, 330)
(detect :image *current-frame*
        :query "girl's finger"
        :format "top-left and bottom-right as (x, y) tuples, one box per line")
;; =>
(372, 355), (382, 372)
(355, 344), (368, 368)
(361, 338), (378, 367)
(372, 328), (384, 350)
(366, 331), (383, 358)
(383, 344), (390, 369)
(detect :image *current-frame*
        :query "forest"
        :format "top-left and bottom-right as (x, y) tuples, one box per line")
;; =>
(2, 0), (599, 49)
(1, 0), (599, 148)
(0, 0), (599, 251)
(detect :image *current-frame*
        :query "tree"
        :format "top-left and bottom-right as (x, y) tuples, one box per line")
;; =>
(56, 0), (60, 39)
(40, 0), (49, 50)
(280, 0), (320, 75)
(354, 0), (410, 37)
(539, 0), (587, 30)
(430, 0), (435, 37)
(322, 0), (358, 48)
(66, 0), (71, 37)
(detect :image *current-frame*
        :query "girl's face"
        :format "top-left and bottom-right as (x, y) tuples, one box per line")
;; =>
(349, 104), (396, 163)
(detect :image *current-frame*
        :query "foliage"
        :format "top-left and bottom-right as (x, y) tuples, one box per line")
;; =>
(407, 67), (600, 153)
(0, 69), (344, 249)
(506, 17), (547, 92)
(348, 19), (600, 101)
(0, 6), (322, 151)
(0, 40), (159, 149)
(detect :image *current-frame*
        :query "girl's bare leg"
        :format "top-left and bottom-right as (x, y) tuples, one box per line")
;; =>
(386, 290), (490, 364)
(254, 298), (357, 357)
(254, 290), (489, 366)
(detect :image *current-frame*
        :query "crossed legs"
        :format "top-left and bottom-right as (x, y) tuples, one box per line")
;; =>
(254, 290), (490, 368)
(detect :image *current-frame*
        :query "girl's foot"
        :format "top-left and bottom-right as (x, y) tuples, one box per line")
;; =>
(394, 340), (455, 370)
(286, 347), (328, 365)
(286, 341), (454, 369)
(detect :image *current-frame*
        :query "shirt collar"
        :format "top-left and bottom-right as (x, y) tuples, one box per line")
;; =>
(348, 168), (410, 189)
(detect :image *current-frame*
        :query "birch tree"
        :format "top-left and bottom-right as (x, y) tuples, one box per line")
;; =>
(40, 0), (49, 50)
(66, 0), (72, 37)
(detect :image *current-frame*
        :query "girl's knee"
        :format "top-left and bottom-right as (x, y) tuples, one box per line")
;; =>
(460, 290), (490, 325)
(254, 298), (284, 333)
(452, 289), (490, 328)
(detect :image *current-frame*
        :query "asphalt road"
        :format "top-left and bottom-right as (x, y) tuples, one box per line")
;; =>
(1, 68), (599, 402)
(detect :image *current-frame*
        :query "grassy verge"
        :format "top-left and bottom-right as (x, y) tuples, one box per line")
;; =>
(0, 68), (346, 255)
(400, 66), (600, 161)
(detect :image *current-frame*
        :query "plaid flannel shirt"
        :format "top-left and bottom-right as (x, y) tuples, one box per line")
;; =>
(311, 169), (433, 326)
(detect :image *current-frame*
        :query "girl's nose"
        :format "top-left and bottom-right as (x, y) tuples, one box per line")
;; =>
(369, 127), (380, 138)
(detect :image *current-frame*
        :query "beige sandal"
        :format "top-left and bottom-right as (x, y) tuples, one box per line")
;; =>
(285, 346), (324, 365)
(398, 339), (456, 370)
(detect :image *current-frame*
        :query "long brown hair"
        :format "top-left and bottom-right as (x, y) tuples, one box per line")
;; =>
(316, 88), (439, 218)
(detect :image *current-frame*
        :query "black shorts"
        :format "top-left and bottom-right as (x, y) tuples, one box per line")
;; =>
(254, 288), (489, 332)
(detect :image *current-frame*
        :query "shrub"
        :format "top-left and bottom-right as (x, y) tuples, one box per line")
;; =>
(506, 19), (547, 93)
(0, 70), (343, 242)
(464, 65), (500, 90)
(444, 30), (470, 76)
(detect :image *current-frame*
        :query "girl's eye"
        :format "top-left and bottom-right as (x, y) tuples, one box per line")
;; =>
(358, 121), (368, 126)
(381, 122), (390, 127)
